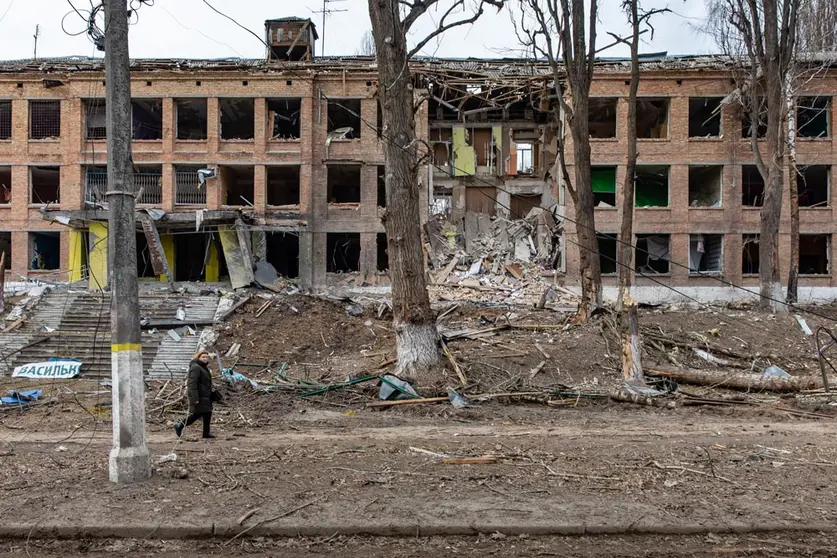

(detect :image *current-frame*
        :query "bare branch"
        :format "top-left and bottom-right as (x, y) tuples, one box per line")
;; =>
(406, 0), (505, 58)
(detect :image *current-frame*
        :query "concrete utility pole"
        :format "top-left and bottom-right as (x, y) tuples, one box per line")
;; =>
(104, 0), (151, 483)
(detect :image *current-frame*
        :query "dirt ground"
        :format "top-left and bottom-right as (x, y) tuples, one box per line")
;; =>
(3, 294), (837, 555)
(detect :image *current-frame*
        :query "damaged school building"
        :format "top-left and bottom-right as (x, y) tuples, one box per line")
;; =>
(1, 17), (836, 300)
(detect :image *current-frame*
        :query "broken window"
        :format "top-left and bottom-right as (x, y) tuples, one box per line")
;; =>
(377, 232), (388, 271)
(589, 98), (617, 138)
(637, 98), (669, 139)
(327, 98), (361, 139)
(174, 233), (213, 282)
(266, 231), (299, 278)
(176, 99), (208, 140)
(742, 234), (760, 275)
(85, 99), (106, 139)
(220, 98), (255, 140)
(689, 234), (723, 274)
(688, 97), (722, 138)
(267, 166), (300, 206)
(635, 166), (669, 208)
(175, 165), (207, 205)
(741, 99), (767, 138)
(0, 231), (10, 269)
(327, 165), (361, 204)
(267, 98), (301, 140)
(797, 96), (830, 138)
(377, 166), (386, 207)
(29, 231), (59, 270)
(29, 100), (61, 139)
(30, 166), (60, 205)
(430, 128), (452, 170)
(688, 165), (722, 207)
(220, 166), (255, 207)
(135, 166), (163, 205)
(0, 100), (10, 140)
(132, 99), (163, 140)
(800, 234), (830, 275)
(592, 167), (617, 207)
(597, 233), (617, 275)
(135, 233), (157, 279)
(742, 165), (764, 207)
(636, 234), (670, 274)
(327, 232), (360, 273)
(0, 166), (10, 205)
(510, 194), (541, 219)
(797, 165), (830, 207)
(516, 142), (534, 174)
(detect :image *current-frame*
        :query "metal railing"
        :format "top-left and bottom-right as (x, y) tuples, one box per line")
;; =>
(175, 171), (206, 205)
(85, 171), (163, 205)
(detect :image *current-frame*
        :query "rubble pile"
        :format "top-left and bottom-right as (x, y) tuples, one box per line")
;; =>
(425, 207), (577, 308)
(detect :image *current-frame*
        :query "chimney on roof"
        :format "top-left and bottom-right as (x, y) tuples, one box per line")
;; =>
(264, 18), (318, 62)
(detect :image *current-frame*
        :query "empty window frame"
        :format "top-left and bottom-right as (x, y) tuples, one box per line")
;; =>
(0, 231), (10, 269)
(29, 231), (60, 270)
(597, 233), (617, 275)
(741, 98), (768, 138)
(220, 98), (255, 140)
(377, 165), (386, 207)
(589, 98), (618, 138)
(377, 232), (388, 271)
(266, 231), (299, 278)
(797, 165), (830, 207)
(636, 234), (670, 274)
(797, 96), (831, 138)
(688, 165), (722, 207)
(29, 100), (61, 139)
(0, 166), (10, 204)
(132, 99), (163, 140)
(742, 234), (760, 275)
(742, 165), (765, 206)
(635, 166), (669, 208)
(327, 165), (361, 204)
(636, 98), (669, 139)
(267, 98), (301, 140)
(515, 142), (534, 174)
(327, 232), (361, 272)
(327, 98), (361, 139)
(30, 166), (60, 205)
(176, 99), (208, 140)
(799, 234), (830, 275)
(688, 97), (722, 137)
(430, 128), (452, 168)
(174, 164), (207, 205)
(85, 99), (106, 139)
(220, 166), (255, 206)
(0, 100), (10, 140)
(473, 129), (492, 167)
(592, 166), (617, 207)
(266, 166), (301, 206)
(135, 233), (158, 279)
(689, 234), (723, 274)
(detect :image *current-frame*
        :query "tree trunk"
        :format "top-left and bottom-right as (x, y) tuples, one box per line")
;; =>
(786, 90), (799, 304)
(0, 251), (5, 315)
(368, 0), (442, 380)
(647, 366), (829, 392)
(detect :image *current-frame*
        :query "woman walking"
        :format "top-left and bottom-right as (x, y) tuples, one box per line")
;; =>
(175, 350), (215, 439)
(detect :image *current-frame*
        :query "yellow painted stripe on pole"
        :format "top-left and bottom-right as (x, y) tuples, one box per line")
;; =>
(111, 343), (142, 352)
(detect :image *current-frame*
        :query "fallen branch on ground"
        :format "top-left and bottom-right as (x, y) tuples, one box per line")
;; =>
(647, 366), (833, 393)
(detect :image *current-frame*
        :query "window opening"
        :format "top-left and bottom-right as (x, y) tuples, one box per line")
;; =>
(688, 165), (722, 207)
(636, 234), (670, 274)
(327, 232), (360, 272)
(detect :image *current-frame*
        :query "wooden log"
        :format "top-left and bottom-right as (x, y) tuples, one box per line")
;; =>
(366, 396), (449, 408)
(621, 300), (643, 383)
(647, 366), (834, 393)
(609, 388), (679, 409)
(442, 456), (498, 465)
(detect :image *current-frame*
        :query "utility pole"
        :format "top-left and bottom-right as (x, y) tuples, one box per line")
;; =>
(33, 25), (40, 60)
(104, 0), (151, 483)
(313, 0), (347, 56)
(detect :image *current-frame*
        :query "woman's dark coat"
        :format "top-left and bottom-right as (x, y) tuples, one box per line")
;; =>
(187, 359), (213, 414)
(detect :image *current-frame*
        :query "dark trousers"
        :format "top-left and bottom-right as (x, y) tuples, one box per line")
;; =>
(184, 411), (212, 437)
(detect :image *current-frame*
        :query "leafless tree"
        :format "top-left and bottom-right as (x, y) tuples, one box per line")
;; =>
(707, 0), (802, 312)
(367, 0), (504, 381)
(798, 0), (837, 53)
(357, 30), (377, 56)
(512, 0), (602, 323)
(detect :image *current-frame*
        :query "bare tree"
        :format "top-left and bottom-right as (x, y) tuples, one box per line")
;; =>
(512, 0), (602, 323)
(798, 0), (837, 52)
(367, 0), (504, 381)
(357, 30), (377, 56)
(707, 0), (802, 312)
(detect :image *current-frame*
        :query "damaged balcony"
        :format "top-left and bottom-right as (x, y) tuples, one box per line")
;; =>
(220, 98), (255, 144)
(689, 165), (722, 207)
(85, 166), (162, 206)
(267, 166), (301, 209)
(267, 98), (302, 143)
(219, 166), (255, 208)
(327, 164), (361, 213)
(175, 165), (207, 206)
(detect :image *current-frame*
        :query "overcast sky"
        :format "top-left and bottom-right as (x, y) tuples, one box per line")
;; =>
(0, 0), (716, 61)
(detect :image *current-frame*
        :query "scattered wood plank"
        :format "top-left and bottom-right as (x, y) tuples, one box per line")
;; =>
(504, 263), (524, 280)
(217, 295), (252, 322)
(366, 397), (449, 408)
(435, 256), (460, 284)
(2, 317), (25, 333)
(255, 300), (274, 318)
(442, 456), (498, 465)
(534, 343), (551, 359)
(647, 366), (835, 393)
(528, 361), (547, 379)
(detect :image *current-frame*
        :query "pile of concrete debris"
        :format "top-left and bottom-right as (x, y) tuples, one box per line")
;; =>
(425, 207), (577, 308)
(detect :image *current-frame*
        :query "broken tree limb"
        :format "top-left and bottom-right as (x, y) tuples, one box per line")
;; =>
(647, 366), (835, 392)
(441, 340), (467, 386)
(528, 361), (547, 379)
(366, 396), (449, 408)
(609, 388), (678, 409)
(442, 456), (498, 465)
